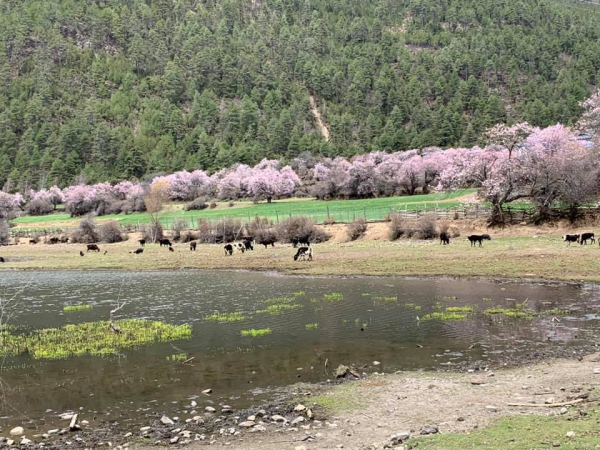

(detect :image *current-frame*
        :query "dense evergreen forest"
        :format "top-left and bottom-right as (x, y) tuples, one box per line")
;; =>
(2, 0), (600, 191)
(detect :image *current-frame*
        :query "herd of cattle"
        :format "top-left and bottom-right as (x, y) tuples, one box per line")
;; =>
(1, 231), (599, 264)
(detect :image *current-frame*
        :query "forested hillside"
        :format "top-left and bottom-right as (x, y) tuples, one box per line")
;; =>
(2, 0), (600, 190)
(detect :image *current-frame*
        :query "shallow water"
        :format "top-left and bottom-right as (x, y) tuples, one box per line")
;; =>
(1, 271), (599, 431)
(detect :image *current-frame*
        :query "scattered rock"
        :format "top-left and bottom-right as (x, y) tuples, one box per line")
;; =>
(192, 416), (204, 423)
(292, 417), (305, 425)
(140, 426), (151, 432)
(420, 425), (439, 435)
(390, 431), (410, 444)
(545, 397), (556, 404)
(190, 401), (197, 407)
(170, 436), (179, 444)
(250, 425), (266, 433)
(559, 407), (568, 415)
(21, 437), (33, 445)
(271, 415), (287, 423)
(470, 379), (484, 385)
(204, 407), (216, 413)
(221, 408), (233, 414)
(256, 410), (266, 417)
(373, 361), (381, 366)
(566, 431), (575, 438)
(124, 432), (132, 438)
(47, 430), (59, 435)
(306, 409), (314, 420)
(202, 389), (212, 395)
(334, 364), (359, 379)
(247, 415), (256, 421)
(161, 416), (175, 426)
(294, 404), (306, 412)
(238, 421), (255, 428)
(80, 420), (89, 425)
(552, 442), (561, 447)
(593, 368), (600, 374)
(485, 406), (498, 412)
(6, 440), (14, 446)
(457, 417), (465, 422)
(10, 427), (24, 436)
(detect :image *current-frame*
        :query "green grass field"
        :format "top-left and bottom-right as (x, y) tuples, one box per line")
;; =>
(13, 190), (475, 230)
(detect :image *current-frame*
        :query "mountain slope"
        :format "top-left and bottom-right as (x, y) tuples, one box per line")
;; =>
(1, 0), (600, 189)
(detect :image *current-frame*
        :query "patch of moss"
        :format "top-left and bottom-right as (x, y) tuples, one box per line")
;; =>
(305, 323), (318, 330)
(256, 304), (302, 315)
(445, 306), (473, 313)
(421, 312), (469, 321)
(323, 293), (344, 301)
(484, 308), (532, 319)
(166, 353), (187, 362)
(240, 328), (272, 337)
(63, 304), (93, 312)
(204, 312), (247, 322)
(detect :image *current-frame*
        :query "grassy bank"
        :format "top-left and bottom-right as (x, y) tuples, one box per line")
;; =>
(11, 190), (474, 231)
(2, 231), (600, 282)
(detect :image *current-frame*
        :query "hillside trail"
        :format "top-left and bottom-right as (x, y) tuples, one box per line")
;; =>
(309, 95), (330, 142)
(142, 354), (600, 450)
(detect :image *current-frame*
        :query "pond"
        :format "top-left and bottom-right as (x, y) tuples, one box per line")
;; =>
(1, 270), (599, 432)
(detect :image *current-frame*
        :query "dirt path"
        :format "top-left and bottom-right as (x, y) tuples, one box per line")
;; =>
(309, 95), (330, 142)
(171, 354), (600, 450)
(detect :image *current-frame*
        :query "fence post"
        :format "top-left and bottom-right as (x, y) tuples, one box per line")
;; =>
(327, 205), (330, 219)
(276, 212), (279, 224)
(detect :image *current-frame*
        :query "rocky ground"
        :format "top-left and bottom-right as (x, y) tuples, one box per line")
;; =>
(5, 352), (599, 450)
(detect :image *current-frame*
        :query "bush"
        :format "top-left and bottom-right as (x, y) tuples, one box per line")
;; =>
(244, 217), (276, 244)
(180, 231), (199, 243)
(228, 201), (235, 208)
(0, 220), (9, 245)
(209, 201), (217, 209)
(70, 216), (100, 243)
(122, 197), (146, 214)
(347, 217), (368, 241)
(276, 216), (330, 244)
(185, 197), (208, 211)
(26, 198), (54, 216)
(196, 218), (242, 243)
(171, 218), (189, 241)
(323, 215), (336, 225)
(141, 221), (164, 243)
(388, 214), (415, 240)
(416, 214), (438, 240)
(99, 221), (126, 243)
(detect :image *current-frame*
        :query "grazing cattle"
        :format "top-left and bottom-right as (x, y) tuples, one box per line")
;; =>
(138, 239), (146, 247)
(60, 236), (69, 244)
(292, 237), (310, 248)
(467, 234), (491, 247)
(580, 232), (595, 245)
(0, 257), (5, 263)
(29, 239), (37, 245)
(169, 246), (174, 252)
(243, 240), (253, 251)
(190, 241), (197, 251)
(159, 239), (172, 247)
(133, 248), (143, 255)
(86, 244), (100, 252)
(440, 232), (450, 245)
(294, 247), (313, 261)
(236, 243), (245, 253)
(563, 234), (580, 246)
(79, 251), (84, 257)
(259, 238), (276, 248)
(47, 237), (60, 245)
(224, 244), (234, 256)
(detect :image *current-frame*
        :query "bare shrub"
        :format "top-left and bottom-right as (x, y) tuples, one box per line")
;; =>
(30, 233), (41, 244)
(246, 217), (277, 244)
(416, 214), (438, 240)
(228, 201), (235, 208)
(70, 216), (100, 243)
(99, 221), (126, 243)
(347, 217), (368, 241)
(438, 221), (450, 236)
(276, 216), (330, 244)
(171, 218), (190, 241)
(27, 198), (53, 216)
(448, 226), (461, 238)
(141, 221), (164, 243)
(209, 201), (217, 209)
(196, 218), (242, 243)
(323, 215), (336, 225)
(388, 214), (415, 240)
(0, 220), (9, 245)
(185, 197), (208, 211)
(122, 197), (146, 214)
(180, 231), (199, 243)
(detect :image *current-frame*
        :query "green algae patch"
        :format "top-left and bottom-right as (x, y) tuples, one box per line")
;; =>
(0, 319), (192, 360)
(166, 353), (187, 362)
(240, 328), (272, 337)
(421, 312), (470, 321)
(204, 312), (247, 322)
(485, 308), (533, 319)
(63, 305), (93, 313)
(305, 323), (318, 330)
(256, 303), (302, 315)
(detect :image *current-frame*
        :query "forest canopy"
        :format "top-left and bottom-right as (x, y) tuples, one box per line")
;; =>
(1, 0), (600, 191)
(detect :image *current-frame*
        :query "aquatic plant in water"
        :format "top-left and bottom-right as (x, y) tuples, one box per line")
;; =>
(0, 319), (192, 360)
(166, 353), (187, 362)
(256, 304), (302, 315)
(63, 305), (93, 312)
(204, 312), (247, 322)
(540, 308), (570, 316)
(293, 291), (306, 297)
(373, 296), (398, 302)
(484, 308), (532, 319)
(421, 312), (469, 321)
(240, 328), (272, 337)
(445, 306), (473, 313)
(263, 297), (295, 305)
(305, 323), (318, 330)
(323, 293), (343, 301)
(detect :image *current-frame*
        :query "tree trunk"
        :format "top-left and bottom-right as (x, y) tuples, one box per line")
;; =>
(267, 197), (272, 203)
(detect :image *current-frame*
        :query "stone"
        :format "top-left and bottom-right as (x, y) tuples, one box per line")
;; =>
(250, 425), (266, 433)
(292, 417), (305, 425)
(202, 389), (212, 395)
(420, 425), (439, 435)
(485, 406), (498, 412)
(124, 433), (132, 438)
(81, 420), (89, 425)
(373, 361), (381, 366)
(559, 407), (568, 415)
(256, 409), (266, 417)
(294, 404), (306, 412)
(172, 417), (180, 421)
(170, 436), (179, 444)
(390, 432), (410, 444)
(140, 427), (151, 432)
(221, 408), (233, 414)
(21, 437), (33, 445)
(545, 397), (556, 404)
(47, 430), (59, 435)
(552, 442), (561, 447)
(192, 416), (204, 423)
(190, 401), (197, 407)
(6, 440), (14, 446)
(204, 407), (216, 413)
(179, 431), (191, 439)
(470, 379), (484, 385)
(247, 415), (256, 421)
(593, 368), (600, 374)
(59, 414), (74, 421)
(161, 416), (175, 426)
(239, 421), (255, 428)
(566, 431), (575, 438)
(306, 409), (314, 419)
(9, 427), (24, 436)
(271, 415), (287, 422)
(295, 446), (308, 450)
(457, 417), (465, 422)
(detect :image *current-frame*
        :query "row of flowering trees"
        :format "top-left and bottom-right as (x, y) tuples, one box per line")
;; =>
(1, 120), (598, 222)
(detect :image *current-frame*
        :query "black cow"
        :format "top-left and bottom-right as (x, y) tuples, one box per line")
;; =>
(580, 232), (595, 245)
(440, 232), (450, 245)
(133, 248), (144, 255)
(292, 237), (310, 248)
(563, 234), (580, 246)
(259, 238), (276, 248)
(224, 244), (234, 256)
(79, 251), (84, 257)
(138, 239), (146, 247)
(243, 240), (253, 251)
(47, 237), (60, 245)
(86, 244), (100, 252)
(159, 239), (172, 247)
(0, 257), (5, 263)
(60, 236), (69, 244)
(169, 246), (174, 252)
(29, 239), (37, 245)
(294, 247), (313, 261)
(467, 234), (491, 247)
(190, 241), (197, 251)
